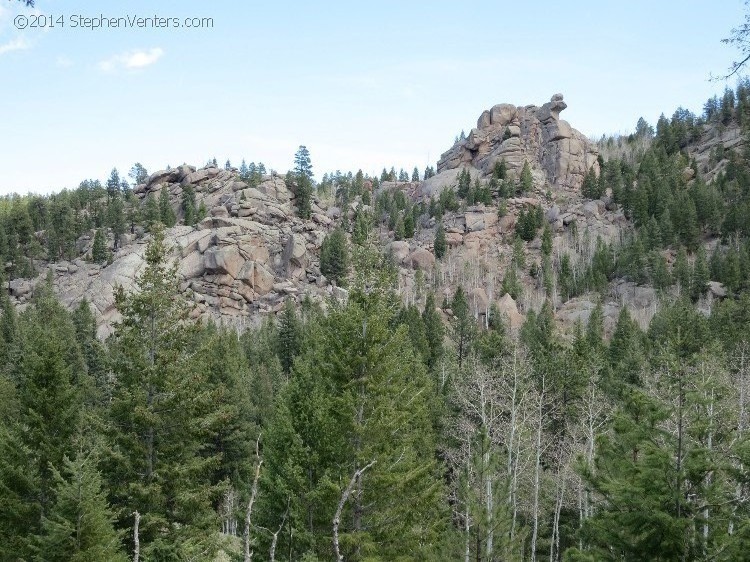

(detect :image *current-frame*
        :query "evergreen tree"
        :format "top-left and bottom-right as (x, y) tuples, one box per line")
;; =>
(451, 286), (475, 369)
(394, 214), (405, 240)
(403, 210), (415, 239)
(320, 227), (349, 286)
(352, 210), (372, 246)
(674, 247), (692, 295)
(106, 168), (121, 200)
(13, 283), (86, 526)
(691, 246), (709, 301)
(294, 146), (314, 219)
(106, 196), (126, 250)
(581, 167), (601, 200)
(276, 298), (302, 375)
(107, 225), (222, 559)
(259, 263), (448, 559)
(34, 440), (127, 562)
(434, 222), (447, 259)
(158, 186), (176, 227)
(91, 229), (108, 264)
(181, 185), (197, 226)
(422, 292), (444, 373)
(520, 160), (533, 193)
(128, 163), (148, 186)
(412, 166), (421, 182)
(143, 193), (159, 230)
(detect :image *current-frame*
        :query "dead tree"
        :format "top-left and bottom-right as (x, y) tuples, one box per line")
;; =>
(333, 460), (376, 562)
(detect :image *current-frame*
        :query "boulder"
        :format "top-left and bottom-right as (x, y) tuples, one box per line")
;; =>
(389, 241), (410, 263)
(708, 281), (727, 298)
(496, 294), (524, 330)
(204, 246), (244, 279)
(179, 250), (205, 279)
(210, 206), (230, 218)
(407, 248), (435, 270)
(465, 212), (485, 232)
(9, 279), (33, 298)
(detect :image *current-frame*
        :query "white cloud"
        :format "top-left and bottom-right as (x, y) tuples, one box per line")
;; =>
(98, 48), (164, 72)
(0, 36), (29, 56)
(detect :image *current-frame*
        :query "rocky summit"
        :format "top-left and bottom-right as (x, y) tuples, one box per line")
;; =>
(438, 94), (599, 190)
(5, 95), (646, 340)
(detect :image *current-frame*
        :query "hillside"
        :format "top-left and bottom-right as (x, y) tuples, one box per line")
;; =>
(4, 85), (750, 561)
(5, 91), (745, 343)
(0, 94), (639, 339)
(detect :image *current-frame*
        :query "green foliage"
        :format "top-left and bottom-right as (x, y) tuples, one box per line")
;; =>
(581, 167), (602, 199)
(520, 160), (533, 192)
(91, 229), (109, 264)
(434, 222), (447, 259)
(277, 298), (302, 375)
(320, 227), (349, 286)
(107, 226), (222, 558)
(143, 192), (159, 230)
(158, 186), (176, 228)
(516, 204), (543, 241)
(422, 292), (444, 373)
(259, 272), (448, 560)
(451, 286), (475, 369)
(181, 185), (197, 226)
(33, 439), (127, 562)
(294, 145), (314, 219)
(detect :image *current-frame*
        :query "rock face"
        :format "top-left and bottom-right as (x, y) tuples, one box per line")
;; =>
(437, 94), (599, 190)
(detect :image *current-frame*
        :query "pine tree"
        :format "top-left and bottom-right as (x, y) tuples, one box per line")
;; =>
(13, 283), (86, 528)
(674, 247), (692, 295)
(320, 227), (349, 286)
(259, 264), (448, 559)
(581, 168), (601, 199)
(403, 210), (415, 239)
(294, 146), (314, 219)
(158, 186), (176, 227)
(412, 166), (420, 182)
(520, 161), (533, 193)
(394, 214), (405, 240)
(422, 292), (444, 373)
(691, 246), (709, 301)
(107, 225), (222, 559)
(352, 210), (372, 246)
(106, 196), (126, 250)
(434, 222), (447, 259)
(181, 185), (197, 226)
(91, 229), (108, 264)
(501, 264), (522, 300)
(451, 286), (475, 369)
(106, 168), (121, 200)
(276, 298), (302, 375)
(34, 441), (127, 562)
(143, 193), (159, 230)
(0, 377), (38, 560)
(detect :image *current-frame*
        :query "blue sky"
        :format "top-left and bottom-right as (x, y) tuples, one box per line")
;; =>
(0, 0), (746, 194)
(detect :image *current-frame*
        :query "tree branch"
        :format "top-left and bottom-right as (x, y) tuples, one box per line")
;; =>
(333, 460), (376, 562)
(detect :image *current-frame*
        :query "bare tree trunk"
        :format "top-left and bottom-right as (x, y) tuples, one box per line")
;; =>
(333, 461), (376, 562)
(730, 343), (749, 536)
(133, 511), (140, 562)
(269, 500), (289, 562)
(531, 374), (545, 562)
(244, 436), (263, 562)
(549, 471), (566, 562)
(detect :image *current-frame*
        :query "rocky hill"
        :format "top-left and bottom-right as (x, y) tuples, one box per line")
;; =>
(438, 94), (599, 190)
(9, 93), (741, 339)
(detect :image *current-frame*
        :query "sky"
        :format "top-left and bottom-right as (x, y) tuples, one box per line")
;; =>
(0, 0), (747, 195)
